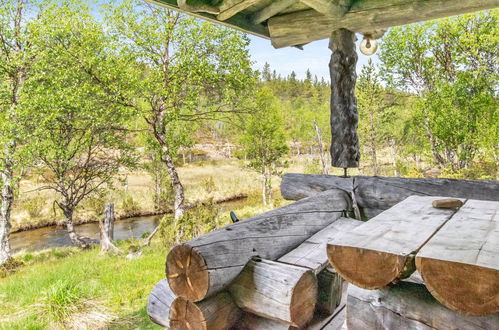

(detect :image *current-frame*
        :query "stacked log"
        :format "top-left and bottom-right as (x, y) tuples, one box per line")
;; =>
(416, 199), (499, 316)
(281, 173), (499, 217)
(147, 279), (175, 328)
(147, 175), (499, 329)
(170, 292), (242, 330)
(229, 258), (318, 327)
(166, 189), (351, 302)
(347, 282), (499, 330)
(147, 190), (358, 329)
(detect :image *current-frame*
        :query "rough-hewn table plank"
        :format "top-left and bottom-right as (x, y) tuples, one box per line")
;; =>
(327, 196), (462, 289)
(416, 199), (499, 315)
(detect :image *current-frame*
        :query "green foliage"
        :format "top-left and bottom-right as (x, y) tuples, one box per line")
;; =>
(240, 88), (289, 174)
(159, 203), (220, 244)
(22, 195), (45, 218)
(121, 194), (140, 215)
(20, 1), (138, 221)
(380, 10), (498, 169)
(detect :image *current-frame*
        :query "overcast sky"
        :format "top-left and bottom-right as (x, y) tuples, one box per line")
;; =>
(247, 34), (380, 81)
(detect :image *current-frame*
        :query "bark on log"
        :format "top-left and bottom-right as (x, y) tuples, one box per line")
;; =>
(416, 199), (499, 316)
(169, 292), (242, 330)
(280, 173), (499, 210)
(228, 258), (318, 327)
(347, 282), (499, 330)
(329, 29), (360, 169)
(147, 279), (176, 328)
(166, 189), (351, 302)
(327, 196), (462, 289)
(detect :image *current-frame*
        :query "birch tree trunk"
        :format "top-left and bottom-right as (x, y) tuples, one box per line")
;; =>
(159, 138), (185, 220)
(0, 147), (14, 265)
(62, 207), (89, 249)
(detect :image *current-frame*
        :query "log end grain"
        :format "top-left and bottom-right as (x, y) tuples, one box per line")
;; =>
(170, 297), (204, 330)
(290, 270), (318, 327)
(327, 245), (411, 289)
(170, 293), (242, 330)
(416, 257), (499, 316)
(432, 199), (464, 209)
(166, 244), (209, 302)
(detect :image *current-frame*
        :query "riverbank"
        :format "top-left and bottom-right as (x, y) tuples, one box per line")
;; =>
(10, 192), (249, 234)
(11, 159), (271, 233)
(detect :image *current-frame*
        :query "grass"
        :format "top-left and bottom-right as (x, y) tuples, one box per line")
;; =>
(0, 241), (167, 329)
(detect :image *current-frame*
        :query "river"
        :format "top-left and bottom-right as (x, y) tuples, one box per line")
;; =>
(10, 198), (249, 253)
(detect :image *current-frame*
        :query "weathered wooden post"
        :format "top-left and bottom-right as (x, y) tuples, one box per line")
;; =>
(329, 29), (360, 169)
(100, 203), (122, 253)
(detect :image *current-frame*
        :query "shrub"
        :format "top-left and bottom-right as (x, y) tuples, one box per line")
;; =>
(200, 176), (216, 195)
(85, 195), (107, 217)
(121, 194), (140, 215)
(23, 195), (45, 218)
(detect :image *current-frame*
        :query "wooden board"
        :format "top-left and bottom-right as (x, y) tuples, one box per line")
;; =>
(347, 282), (499, 330)
(166, 189), (350, 302)
(416, 199), (499, 315)
(147, 279), (175, 328)
(327, 196), (462, 289)
(278, 217), (363, 273)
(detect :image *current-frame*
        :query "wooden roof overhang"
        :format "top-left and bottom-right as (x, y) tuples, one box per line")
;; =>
(144, 0), (499, 48)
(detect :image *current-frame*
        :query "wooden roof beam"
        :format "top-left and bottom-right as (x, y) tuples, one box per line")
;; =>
(252, 0), (299, 24)
(300, 0), (351, 18)
(144, 0), (270, 39)
(269, 0), (499, 48)
(217, 0), (264, 21)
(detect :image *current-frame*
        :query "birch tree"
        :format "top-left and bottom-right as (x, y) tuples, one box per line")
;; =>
(0, 0), (37, 265)
(106, 0), (255, 219)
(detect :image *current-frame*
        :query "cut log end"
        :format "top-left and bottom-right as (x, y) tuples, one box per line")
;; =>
(166, 244), (209, 302)
(416, 257), (499, 316)
(170, 293), (242, 330)
(290, 270), (318, 327)
(170, 297), (207, 330)
(327, 245), (411, 289)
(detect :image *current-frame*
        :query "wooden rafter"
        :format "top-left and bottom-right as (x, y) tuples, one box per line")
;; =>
(269, 0), (499, 48)
(252, 0), (298, 24)
(144, 0), (270, 39)
(218, 0), (263, 21)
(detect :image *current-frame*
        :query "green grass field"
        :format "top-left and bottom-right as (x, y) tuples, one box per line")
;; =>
(0, 241), (166, 329)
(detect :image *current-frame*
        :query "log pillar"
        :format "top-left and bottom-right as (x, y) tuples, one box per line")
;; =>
(329, 29), (360, 168)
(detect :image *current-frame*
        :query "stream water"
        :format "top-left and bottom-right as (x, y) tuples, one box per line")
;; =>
(10, 215), (163, 254)
(10, 198), (249, 254)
